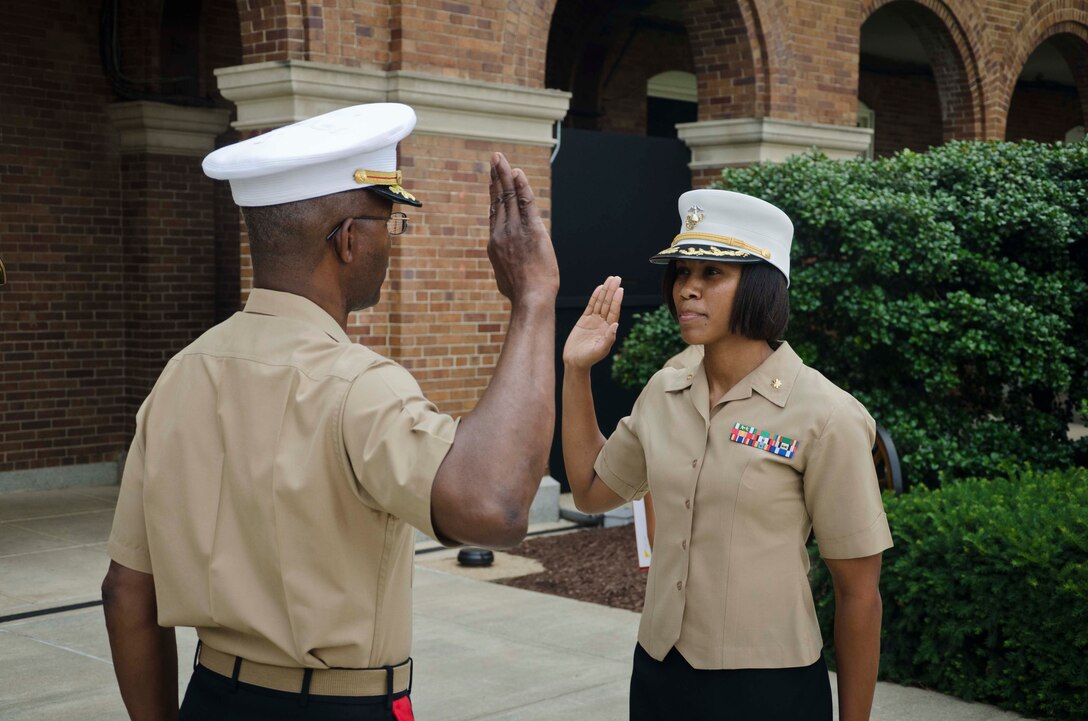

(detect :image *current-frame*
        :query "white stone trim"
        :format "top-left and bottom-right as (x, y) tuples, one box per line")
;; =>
(107, 102), (232, 156)
(647, 71), (697, 103)
(214, 61), (571, 147)
(676, 117), (874, 168)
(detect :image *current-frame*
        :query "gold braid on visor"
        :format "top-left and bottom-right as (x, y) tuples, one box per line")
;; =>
(671, 231), (772, 260)
(352, 169), (416, 202)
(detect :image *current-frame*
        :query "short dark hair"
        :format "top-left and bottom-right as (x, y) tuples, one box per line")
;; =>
(240, 190), (370, 276)
(661, 261), (789, 342)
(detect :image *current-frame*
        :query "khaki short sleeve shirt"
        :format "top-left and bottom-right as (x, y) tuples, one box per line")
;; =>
(594, 342), (893, 669)
(108, 289), (458, 668)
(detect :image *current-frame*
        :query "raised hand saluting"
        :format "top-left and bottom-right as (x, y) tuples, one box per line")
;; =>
(563, 275), (624, 370)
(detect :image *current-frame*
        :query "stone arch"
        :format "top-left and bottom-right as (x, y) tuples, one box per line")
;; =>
(1004, 2), (1088, 139)
(680, 0), (768, 120)
(860, 0), (988, 140)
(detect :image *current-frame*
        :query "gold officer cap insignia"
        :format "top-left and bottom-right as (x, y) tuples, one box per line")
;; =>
(684, 205), (705, 230)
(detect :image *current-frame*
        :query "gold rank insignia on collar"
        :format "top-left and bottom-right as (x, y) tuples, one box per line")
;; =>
(684, 204), (704, 230)
(771, 378), (782, 389)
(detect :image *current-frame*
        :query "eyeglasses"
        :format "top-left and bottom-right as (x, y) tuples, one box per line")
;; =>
(326, 212), (409, 240)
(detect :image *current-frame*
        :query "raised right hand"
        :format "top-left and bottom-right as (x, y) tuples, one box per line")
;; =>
(487, 152), (559, 303)
(563, 275), (624, 370)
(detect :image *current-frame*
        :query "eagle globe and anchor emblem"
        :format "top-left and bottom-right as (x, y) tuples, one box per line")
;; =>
(684, 205), (705, 230)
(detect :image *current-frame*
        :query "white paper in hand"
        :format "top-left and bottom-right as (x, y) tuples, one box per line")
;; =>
(633, 498), (652, 569)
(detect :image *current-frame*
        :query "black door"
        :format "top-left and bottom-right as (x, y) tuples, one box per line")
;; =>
(549, 128), (691, 489)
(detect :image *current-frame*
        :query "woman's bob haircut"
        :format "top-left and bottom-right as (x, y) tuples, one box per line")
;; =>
(662, 260), (790, 342)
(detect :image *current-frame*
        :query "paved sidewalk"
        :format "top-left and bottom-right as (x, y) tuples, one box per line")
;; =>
(0, 485), (1029, 720)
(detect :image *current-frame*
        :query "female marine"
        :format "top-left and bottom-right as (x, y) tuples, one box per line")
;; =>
(562, 189), (892, 721)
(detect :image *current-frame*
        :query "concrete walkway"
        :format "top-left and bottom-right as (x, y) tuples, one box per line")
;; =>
(0, 485), (1029, 720)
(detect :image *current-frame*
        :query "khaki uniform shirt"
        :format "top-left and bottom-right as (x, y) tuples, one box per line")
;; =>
(595, 342), (893, 669)
(108, 289), (458, 669)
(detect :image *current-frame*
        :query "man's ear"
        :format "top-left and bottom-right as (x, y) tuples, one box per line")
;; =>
(331, 218), (355, 264)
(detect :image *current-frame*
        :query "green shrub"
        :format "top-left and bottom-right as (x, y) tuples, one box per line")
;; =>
(809, 465), (1088, 721)
(611, 305), (687, 389)
(611, 141), (1088, 486)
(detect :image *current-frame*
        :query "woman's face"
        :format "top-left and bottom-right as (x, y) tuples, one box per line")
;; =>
(672, 259), (743, 346)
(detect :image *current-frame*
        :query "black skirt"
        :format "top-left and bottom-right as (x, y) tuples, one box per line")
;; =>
(630, 644), (832, 721)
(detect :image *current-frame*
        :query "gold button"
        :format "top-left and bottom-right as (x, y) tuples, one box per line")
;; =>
(676, 581), (683, 591)
(686, 373), (693, 380)
(681, 540), (687, 550)
(685, 499), (691, 509)
(353, 169), (368, 184)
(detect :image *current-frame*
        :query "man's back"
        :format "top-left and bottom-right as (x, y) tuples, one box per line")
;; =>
(109, 289), (457, 669)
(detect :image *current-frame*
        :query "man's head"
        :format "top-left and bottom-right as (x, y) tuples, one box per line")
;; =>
(203, 103), (421, 311)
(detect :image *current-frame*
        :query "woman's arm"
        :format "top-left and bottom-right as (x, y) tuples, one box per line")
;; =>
(561, 276), (626, 513)
(824, 553), (884, 721)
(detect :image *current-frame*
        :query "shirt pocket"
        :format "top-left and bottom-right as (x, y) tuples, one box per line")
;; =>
(738, 452), (804, 513)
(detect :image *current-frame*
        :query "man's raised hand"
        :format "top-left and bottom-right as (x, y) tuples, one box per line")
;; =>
(487, 152), (559, 304)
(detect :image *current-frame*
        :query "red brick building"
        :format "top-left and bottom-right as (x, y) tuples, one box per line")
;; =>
(1, 0), (1085, 490)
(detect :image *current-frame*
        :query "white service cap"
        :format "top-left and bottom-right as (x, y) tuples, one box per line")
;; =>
(202, 103), (421, 208)
(650, 189), (793, 284)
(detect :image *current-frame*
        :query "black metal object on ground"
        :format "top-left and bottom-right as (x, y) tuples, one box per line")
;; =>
(457, 548), (495, 567)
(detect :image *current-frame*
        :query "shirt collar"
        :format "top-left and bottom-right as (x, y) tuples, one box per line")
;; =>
(663, 341), (803, 409)
(243, 289), (351, 344)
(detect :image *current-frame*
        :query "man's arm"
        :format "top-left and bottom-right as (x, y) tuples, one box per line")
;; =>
(102, 561), (178, 721)
(824, 554), (884, 721)
(429, 153), (560, 548)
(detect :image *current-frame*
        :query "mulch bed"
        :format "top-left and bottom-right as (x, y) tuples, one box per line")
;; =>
(500, 525), (647, 612)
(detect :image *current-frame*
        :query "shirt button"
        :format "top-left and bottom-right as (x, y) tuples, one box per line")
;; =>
(681, 540), (688, 550)
(685, 499), (691, 509)
(691, 459), (697, 468)
(676, 581), (683, 591)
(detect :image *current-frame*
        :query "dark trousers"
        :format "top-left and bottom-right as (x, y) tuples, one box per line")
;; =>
(179, 665), (413, 721)
(630, 644), (832, 721)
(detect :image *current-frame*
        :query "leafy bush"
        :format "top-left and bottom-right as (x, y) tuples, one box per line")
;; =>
(809, 465), (1088, 721)
(611, 141), (1088, 486)
(611, 305), (687, 389)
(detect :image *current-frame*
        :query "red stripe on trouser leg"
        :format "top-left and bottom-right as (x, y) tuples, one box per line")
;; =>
(393, 696), (414, 721)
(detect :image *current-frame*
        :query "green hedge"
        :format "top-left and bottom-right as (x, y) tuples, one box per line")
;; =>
(809, 465), (1088, 721)
(611, 140), (1088, 487)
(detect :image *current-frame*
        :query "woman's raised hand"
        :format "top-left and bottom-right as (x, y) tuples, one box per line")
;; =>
(563, 275), (624, 370)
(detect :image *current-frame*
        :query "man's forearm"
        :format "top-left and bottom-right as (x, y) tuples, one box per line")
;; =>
(833, 592), (882, 721)
(103, 564), (179, 721)
(432, 292), (555, 546)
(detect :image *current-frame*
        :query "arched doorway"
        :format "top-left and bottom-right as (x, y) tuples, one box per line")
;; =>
(858, 1), (980, 157)
(1007, 35), (1087, 143)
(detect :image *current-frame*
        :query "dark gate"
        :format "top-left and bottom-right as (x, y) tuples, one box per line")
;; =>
(549, 128), (692, 490)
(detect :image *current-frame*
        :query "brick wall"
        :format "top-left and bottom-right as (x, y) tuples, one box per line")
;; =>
(349, 136), (553, 415)
(0, 0), (238, 479)
(118, 153), (221, 432)
(1006, 83), (1083, 142)
(598, 26), (694, 136)
(860, 67), (944, 156)
(0, 0), (127, 472)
